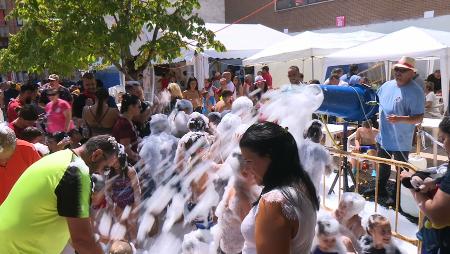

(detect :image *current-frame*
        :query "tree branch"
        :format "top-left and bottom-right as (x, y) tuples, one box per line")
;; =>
(135, 26), (159, 74)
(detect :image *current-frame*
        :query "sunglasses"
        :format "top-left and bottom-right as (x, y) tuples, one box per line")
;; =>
(394, 68), (409, 73)
(47, 93), (57, 96)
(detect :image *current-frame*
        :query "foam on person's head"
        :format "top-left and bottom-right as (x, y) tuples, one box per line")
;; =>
(231, 96), (253, 117)
(317, 214), (340, 236)
(216, 113), (241, 137)
(175, 99), (193, 114)
(150, 114), (170, 134)
(187, 112), (209, 132)
(340, 192), (366, 216)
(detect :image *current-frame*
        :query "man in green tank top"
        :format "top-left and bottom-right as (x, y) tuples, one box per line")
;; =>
(0, 135), (120, 254)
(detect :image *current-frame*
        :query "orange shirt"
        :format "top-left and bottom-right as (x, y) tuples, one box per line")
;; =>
(0, 139), (41, 204)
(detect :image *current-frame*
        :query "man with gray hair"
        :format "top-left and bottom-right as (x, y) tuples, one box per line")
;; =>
(0, 124), (40, 204)
(0, 135), (120, 254)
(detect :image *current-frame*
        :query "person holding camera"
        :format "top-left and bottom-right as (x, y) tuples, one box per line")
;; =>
(402, 117), (450, 254)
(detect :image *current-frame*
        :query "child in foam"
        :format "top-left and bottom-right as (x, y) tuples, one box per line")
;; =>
(298, 120), (333, 193)
(312, 215), (350, 254)
(106, 150), (141, 244)
(215, 151), (260, 254)
(359, 214), (401, 254)
(333, 192), (366, 250)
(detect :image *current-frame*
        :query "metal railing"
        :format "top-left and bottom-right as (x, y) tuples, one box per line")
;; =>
(323, 147), (423, 252)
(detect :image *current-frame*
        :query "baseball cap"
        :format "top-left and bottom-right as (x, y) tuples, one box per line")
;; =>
(48, 74), (59, 81)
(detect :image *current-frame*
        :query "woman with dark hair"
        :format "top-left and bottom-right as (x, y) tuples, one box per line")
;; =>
(82, 88), (119, 137)
(183, 77), (202, 112)
(112, 93), (141, 164)
(239, 122), (319, 254)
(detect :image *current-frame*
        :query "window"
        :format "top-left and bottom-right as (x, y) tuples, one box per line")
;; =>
(0, 10), (5, 26)
(276, 0), (331, 11)
(0, 37), (8, 48)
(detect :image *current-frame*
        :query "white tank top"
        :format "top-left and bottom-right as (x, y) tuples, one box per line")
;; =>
(240, 186), (317, 254)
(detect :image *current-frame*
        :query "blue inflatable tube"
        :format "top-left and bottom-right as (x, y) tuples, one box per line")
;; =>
(317, 84), (378, 121)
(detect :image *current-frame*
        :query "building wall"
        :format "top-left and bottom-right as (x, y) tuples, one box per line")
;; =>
(0, 0), (21, 48)
(197, 0), (225, 23)
(225, 0), (450, 33)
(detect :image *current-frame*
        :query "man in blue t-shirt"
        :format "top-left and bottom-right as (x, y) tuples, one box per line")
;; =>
(365, 57), (425, 206)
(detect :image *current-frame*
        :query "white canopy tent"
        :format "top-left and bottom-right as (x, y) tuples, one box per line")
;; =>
(324, 26), (450, 112)
(242, 30), (383, 83)
(130, 23), (290, 89)
(244, 31), (384, 65)
(200, 23), (291, 59)
(131, 23), (291, 60)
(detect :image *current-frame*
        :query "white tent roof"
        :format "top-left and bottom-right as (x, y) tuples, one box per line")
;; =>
(243, 30), (384, 65)
(130, 23), (290, 62)
(201, 23), (291, 59)
(324, 26), (450, 66)
(323, 26), (450, 114)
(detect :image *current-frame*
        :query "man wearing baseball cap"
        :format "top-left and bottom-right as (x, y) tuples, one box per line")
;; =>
(39, 74), (72, 105)
(364, 56), (425, 206)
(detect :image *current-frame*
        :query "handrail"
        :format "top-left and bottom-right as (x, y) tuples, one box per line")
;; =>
(328, 147), (419, 172)
(324, 147), (421, 251)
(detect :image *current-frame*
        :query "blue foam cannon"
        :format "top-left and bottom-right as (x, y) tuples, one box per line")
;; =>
(317, 84), (379, 194)
(317, 84), (378, 121)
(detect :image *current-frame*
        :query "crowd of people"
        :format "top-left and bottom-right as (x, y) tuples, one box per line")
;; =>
(0, 56), (449, 254)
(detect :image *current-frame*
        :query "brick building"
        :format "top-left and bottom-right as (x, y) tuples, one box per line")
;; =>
(0, 0), (20, 49)
(225, 0), (450, 33)
(197, 0), (225, 23)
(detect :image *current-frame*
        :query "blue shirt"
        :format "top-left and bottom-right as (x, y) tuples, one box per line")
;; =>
(439, 164), (450, 195)
(201, 96), (216, 115)
(376, 79), (424, 151)
(340, 73), (352, 83)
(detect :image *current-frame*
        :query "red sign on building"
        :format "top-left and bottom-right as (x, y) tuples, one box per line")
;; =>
(336, 16), (346, 27)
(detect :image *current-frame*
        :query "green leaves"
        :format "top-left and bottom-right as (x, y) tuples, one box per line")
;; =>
(1, 0), (224, 80)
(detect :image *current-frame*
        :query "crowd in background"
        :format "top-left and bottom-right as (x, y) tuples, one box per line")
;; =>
(0, 56), (449, 254)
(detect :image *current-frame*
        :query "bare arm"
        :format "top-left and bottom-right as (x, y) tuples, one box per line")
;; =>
(63, 109), (72, 132)
(425, 101), (432, 109)
(119, 138), (139, 163)
(354, 129), (361, 150)
(411, 188), (450, 227)
(387, 114), (424, 125)
(255, 199), (293, 254)
(127, 167), (141, 205)
(67, 217), (103, 254)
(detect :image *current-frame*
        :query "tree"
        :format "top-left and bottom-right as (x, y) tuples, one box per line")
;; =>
(1, 0), (224, 80)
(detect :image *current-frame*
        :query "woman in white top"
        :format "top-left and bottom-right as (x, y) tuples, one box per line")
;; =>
(239, 122), (320, 254)
(424, 81), (440, 118)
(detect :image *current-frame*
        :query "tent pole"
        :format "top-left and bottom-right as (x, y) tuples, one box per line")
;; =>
(442, 53), (450, 114)
(311, 56), (315, 80)
(384, 60), (390, 82)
